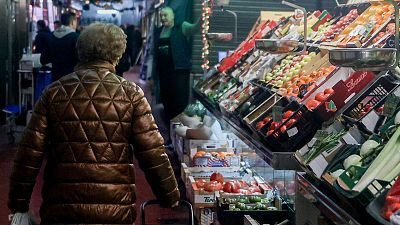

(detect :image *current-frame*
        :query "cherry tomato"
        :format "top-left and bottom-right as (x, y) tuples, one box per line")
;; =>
(306, 99), (321, 110)
(286, 119), (296, 128)
(283, 110), (294, 119)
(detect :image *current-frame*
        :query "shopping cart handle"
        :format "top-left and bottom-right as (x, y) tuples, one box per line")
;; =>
(140, 199), (194, 225)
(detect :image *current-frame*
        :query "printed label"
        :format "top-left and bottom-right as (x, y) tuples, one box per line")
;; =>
(287, 127), (299, 137)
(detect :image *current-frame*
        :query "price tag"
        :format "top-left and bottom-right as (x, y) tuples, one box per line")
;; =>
(271, 106), (284, 121)
(383, 94), (400, 117)
(309, 154), (329, 178)
(307, 138), (319, 148)
(287, 127), (298, 137)
(299, 144), (310, 156)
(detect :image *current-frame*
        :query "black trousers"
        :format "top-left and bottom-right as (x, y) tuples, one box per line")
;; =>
(159, 69), (190, 121)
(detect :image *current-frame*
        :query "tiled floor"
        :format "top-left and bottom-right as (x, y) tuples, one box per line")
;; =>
(0, 67), (189, 225)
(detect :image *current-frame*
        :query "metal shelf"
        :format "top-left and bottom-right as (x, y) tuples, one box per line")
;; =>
(297, 172), (362, 225)
(193, 88), (301, 170)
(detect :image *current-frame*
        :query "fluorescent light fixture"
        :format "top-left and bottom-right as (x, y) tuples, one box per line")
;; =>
(97, 9), (119, 14)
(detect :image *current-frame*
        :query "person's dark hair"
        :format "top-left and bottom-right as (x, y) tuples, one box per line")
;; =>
(37, 20), (46, 30)
(61, 12), (76, 26)
(54, 20), (61, 26)
(127, 25), (135, 32)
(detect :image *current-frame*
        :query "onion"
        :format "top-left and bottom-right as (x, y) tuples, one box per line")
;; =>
(343, 154), (362, 170)
(360, 140), (380, 157)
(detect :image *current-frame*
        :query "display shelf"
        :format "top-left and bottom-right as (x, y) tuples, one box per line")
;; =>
(193, 88), (301, 170)
(297, 172), (362, 225)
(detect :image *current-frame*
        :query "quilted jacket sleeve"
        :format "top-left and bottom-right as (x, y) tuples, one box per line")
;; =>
(130, 87), (180, 207)
(8, 91), (49, 212)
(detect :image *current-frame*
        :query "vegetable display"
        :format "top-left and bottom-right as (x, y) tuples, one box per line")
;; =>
(353, 126), (400, 192)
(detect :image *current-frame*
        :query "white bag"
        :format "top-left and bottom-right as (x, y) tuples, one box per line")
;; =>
(10, 213), (35, 225)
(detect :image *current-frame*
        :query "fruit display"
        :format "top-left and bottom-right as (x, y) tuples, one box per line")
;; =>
(264, 52), (317, 88)
(192, 150), (239, 167)
(304, 88), (335, 111)
(220, 196), (274, 210)
(255, 108), (298, 137)
(370, 22), (395, 48)
(193, 172), (269, 194)
(336, 4), (394, 46)
(220, 84), (260, 113)
(218, 20), (280, 73)
(321, 9), (359, 42)
(282, 66), (336, 99)
(192, 3), (400, 224)
(204, 75), (239, 103)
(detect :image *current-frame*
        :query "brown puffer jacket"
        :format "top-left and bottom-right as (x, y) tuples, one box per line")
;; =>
(8, 60), (180, 224)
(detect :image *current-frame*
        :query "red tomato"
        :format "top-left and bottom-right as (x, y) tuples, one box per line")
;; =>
(223, 181), (241, 193)
(210, 172), (224, 183)
(238, 180), (249, 188)
(315, 92), (328, 102)
(306, 99), (321, 110)
(270, 121), (281, 130)
(376, 105), (384, 113)
(263, 116), (272, 124)
(286, 119), (296, 128)
(256, 121), (265, 130)
(248, 186), (262, 194)
(266, 130), (274, 136)
(280, 125), (287, 133)
(283, 110), (294, 119)
(204, 181), (223, 192)
(364, 103), (373, 112)
(238, 189), (252, 195)
(324, 88), (335, 95)
(196, 179), (207, 188)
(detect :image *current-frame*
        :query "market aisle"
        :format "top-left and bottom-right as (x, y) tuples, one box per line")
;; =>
(0, 67), (188, 225)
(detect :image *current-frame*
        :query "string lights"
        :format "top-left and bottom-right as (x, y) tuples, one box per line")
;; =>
(201, 0), (212, 71)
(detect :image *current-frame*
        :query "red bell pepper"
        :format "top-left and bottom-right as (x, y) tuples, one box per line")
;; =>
(382, 177), (400, 220)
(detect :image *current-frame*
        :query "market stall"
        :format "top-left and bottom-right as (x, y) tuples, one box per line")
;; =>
(171, 0), (400, 224)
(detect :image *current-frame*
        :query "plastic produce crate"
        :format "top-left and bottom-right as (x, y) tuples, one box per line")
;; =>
(245, 96), (289, 138)
(332, 165), (393, 206)
(366, 189), (391, 225)
(215, 197), (289, 225)
(343, 74), (400, 121)
(312, 70), (376, 122)
(264, 103), (320, 152)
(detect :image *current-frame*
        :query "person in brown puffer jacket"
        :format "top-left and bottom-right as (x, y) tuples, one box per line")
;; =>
(8, 23), (180, 224)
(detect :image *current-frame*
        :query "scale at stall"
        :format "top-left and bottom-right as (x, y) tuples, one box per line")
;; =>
(206, 0), (237, 43)
(328, 0), (399, 71)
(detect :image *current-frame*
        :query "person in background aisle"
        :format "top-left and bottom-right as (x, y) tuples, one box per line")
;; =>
(33, 20), (51, 54)
(115, 25), (131, 77)
(154, 6), (201, 124)
(40, 12), (79, 81)
(126, 25), (143, 66)
(8, 23), (180, 224)
(53, 20), (61, 31)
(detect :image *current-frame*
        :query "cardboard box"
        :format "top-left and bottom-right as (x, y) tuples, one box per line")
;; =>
(295, 126), (365, 178)
(181, 163), (241, 190)
(196, 207), (215, 225)
(189, 148), (240, 167)
(187, 176), (218, 207)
